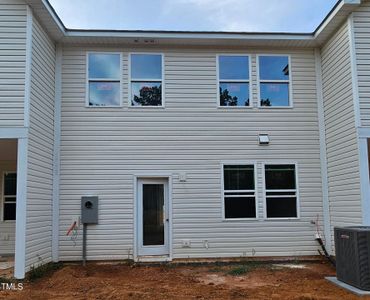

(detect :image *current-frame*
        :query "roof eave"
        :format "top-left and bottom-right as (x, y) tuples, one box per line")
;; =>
(25, 0), (361, 47)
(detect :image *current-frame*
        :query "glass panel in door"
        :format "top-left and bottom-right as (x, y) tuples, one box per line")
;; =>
(142, 184), (165, 246)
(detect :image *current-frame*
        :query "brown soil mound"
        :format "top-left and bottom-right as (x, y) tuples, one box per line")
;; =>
(0, 261), (367, 300)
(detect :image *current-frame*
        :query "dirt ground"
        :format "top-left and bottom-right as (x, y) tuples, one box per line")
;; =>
(0, 261), (368, 300)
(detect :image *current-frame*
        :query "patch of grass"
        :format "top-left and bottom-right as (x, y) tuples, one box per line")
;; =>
(227, 265), (250, 276)
(26, 262), (63, 282)
(208, 267), (223, 273)
(0, 276), (19, 284)
(226, 261), (264, 276)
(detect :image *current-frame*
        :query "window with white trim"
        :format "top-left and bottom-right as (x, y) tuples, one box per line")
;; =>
(258, 55), (290, 107)
(3, 172), (16, 221)
(218, 55), (250, 107)
(130, 54), (163, 106)
(264, 164), (297, 218)
(87, 53), (121, 107)
(223, 165), (256, 218)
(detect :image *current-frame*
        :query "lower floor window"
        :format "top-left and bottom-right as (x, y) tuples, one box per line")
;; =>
(264, 164), (297, 218)
(3, 172), (17, 221)
(223, 165), (256, 219)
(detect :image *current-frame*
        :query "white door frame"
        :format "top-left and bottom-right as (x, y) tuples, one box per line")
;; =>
(0, 129), (28, 279)
(133, 174), (172, 261)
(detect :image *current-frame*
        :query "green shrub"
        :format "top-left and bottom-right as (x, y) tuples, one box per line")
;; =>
(27, 262), (63, 281)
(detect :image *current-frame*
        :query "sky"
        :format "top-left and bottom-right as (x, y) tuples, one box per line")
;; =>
(48, 0), (338, 33)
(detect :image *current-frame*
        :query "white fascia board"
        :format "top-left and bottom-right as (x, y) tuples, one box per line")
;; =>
(314, 49), (332, 253)
(314, 0), (361, 40)
(41, 0), (65, 34)
(65, 30), (313, 41)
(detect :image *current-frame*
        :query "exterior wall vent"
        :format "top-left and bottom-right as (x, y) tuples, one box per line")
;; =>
(335, 226), (370, 291)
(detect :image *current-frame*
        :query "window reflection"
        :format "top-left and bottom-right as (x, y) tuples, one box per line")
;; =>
(89, 82), (120, 106)
(132, 82), (162, 106)
(220, 83), (249, 106)
(260, 83), (289, 107)
(88, 53), (120, 79)
(131, 54), (162, 79)
(259, 56), (289, 81)
(219, 56), (249, 80)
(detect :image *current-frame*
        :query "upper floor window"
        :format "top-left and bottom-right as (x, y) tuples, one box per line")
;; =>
(3, 172), (16, 221)
(264, 164), (298, 218)
(258, 55), (291, 107)
(87, 53), (121, 107)
(223, 164), (256, 219)
(130, 54), (163, 106)
(218, 55), (250, 107)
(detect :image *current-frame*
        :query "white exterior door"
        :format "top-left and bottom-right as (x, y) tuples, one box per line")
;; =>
(137, 178), (169, 256)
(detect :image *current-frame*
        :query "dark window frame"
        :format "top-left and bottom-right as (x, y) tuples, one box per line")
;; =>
(222, 163), (257, 220)
(263, 163), (299, 219)
(3, 172), (17, 221)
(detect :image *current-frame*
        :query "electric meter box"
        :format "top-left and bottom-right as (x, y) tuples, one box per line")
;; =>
(81, 196), (98, 224)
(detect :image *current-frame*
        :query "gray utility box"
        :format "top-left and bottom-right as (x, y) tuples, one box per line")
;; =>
(81, 196), (99, 224)
(335, 226), (370, 291)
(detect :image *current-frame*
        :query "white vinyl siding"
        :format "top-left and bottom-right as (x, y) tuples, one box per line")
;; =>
(321, 21), (362, 252)
(0, 0), (27, 127)
(59, 46), (323, 261)
(353, 0), (370, 127)
(25, 17), (55, 269)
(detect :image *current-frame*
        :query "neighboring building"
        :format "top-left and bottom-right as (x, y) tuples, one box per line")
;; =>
(0, 0), (369, 279)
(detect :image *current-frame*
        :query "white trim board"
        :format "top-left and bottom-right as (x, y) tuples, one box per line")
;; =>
(14, 5), (33, 280)
(14, 138), (28, 279)
(52, 44), (62, 262)
(348, 14), (361, 128)
(0, 128), (28, 139)
(314, 48), (332, 253)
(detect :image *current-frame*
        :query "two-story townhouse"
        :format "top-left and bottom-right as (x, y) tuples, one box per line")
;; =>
(0, 0), (369, 279)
